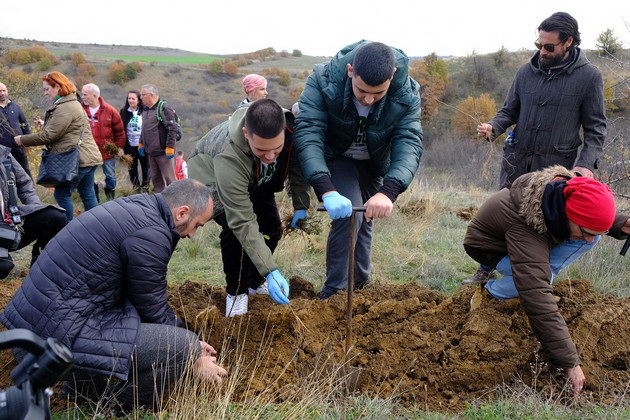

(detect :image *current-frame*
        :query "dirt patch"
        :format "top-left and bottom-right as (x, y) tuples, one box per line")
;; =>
(0, 277), (628, 412)
(456, 206), (478, 221)
(170, 277), (630, 411)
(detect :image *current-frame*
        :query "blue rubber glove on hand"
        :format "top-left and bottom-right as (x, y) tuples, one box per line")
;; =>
(290, 209), (308, 229)
(138, 145), (145, 157)
(266, 270), (290, 304)
(322, 191), (352, 219)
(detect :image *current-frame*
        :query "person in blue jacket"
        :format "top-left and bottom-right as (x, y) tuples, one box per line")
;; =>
(0, 179), (226, 411)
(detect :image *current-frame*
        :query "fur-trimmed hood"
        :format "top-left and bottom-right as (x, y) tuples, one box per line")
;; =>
(513, 165), (574, 234)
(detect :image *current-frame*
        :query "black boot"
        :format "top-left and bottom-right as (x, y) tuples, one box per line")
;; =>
(104, 188), (115, 200)
(94, 183), (101, 203)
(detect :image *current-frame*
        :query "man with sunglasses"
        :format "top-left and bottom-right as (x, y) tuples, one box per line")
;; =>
(463, 165), (630, 395)
(466, 12), (606, 285)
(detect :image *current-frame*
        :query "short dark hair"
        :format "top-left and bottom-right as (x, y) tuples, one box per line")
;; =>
(161, 179), (213, 219)
(244, 99), (285, 139)
(538, 12), (581, 46)
(352, 42), (395, 86)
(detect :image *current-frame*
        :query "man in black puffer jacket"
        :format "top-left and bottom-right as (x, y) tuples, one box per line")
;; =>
(0, 179), (226, 411)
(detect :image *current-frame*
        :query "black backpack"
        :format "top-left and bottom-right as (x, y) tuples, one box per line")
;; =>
(156, 100), (183, 141)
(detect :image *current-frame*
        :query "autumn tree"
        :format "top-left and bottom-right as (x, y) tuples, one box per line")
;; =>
(451, 93), (496, 137)
(223, 61), (239, 76)
(409, 52), (449, 122)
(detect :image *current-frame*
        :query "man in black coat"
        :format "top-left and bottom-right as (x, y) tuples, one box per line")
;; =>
(0, 82), (33, 178)
(0, 179), (226, 410)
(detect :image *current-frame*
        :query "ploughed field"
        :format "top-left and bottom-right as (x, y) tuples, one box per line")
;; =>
(0, 277), (628, 412)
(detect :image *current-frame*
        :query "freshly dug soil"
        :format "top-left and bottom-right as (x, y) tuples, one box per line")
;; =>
(170, 277), (630, 411)
(0, 277), (628, 412)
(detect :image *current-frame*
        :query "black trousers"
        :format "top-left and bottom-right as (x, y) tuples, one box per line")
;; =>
(0, 207), (67, 278)
(63, 323), (200, 412)
(214, 185), (282, 296)
(128, 146), (150, 188)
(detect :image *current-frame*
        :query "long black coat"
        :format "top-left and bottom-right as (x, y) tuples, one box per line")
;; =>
(0, 194), (181, 380)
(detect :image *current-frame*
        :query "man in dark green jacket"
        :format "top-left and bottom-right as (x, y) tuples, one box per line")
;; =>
(294, 41), (423, 298)
(188, 99), (310, 316)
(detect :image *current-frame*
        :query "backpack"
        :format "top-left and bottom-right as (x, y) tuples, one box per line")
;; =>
(156, 100), (183, 141)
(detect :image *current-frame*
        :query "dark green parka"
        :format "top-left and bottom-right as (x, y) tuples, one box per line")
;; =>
(294, 40), (423, 200)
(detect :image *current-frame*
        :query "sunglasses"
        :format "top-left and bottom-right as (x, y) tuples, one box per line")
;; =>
(578, 225), (608, 240)
(534, 40), (564, 53)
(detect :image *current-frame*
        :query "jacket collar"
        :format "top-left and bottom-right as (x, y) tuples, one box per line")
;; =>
(154, 193), (181, 245)
(516, 165), (574, 236)
(529, 47), (588, 76)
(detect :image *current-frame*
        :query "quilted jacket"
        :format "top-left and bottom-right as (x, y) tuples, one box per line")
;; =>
(0, 193), (182, 380)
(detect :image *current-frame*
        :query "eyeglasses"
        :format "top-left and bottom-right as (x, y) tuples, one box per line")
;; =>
(534, 40), (563, 53)
(577, 225), (608, 240)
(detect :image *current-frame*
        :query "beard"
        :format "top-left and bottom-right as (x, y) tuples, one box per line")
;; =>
(540, 51), (567, 69)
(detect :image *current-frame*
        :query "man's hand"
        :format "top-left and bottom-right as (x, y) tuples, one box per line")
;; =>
(200, 340), (217, 357)
(564, 365), (585, 394)
(322, 191), (352, 219)
(193, 352), (227, 383)
(138, 144), (145, 157)
(13, 136), (21, 146)
(572, 166), (594, 178)
(622, 218), (630, 234)
(364, 192), (393, 222)
(35, 118), (44, 130)
(165, 147), (175, 159)
(266, 269), (290, 304)
(477, 123), (494, 140)
(290, 209), (307, 229)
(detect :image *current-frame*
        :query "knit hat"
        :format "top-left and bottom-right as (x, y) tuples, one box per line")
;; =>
(242, 74), (267, 95)
(563, 177), (616, 232)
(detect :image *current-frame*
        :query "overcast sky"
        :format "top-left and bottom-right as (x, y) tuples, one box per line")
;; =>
(3, 1), (628, 57)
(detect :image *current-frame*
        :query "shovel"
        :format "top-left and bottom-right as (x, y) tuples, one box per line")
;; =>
(318, 205), (366, 391)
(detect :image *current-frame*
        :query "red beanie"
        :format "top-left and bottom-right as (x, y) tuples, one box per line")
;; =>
(563, 177), (616, 232)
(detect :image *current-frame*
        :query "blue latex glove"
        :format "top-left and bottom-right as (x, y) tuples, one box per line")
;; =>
(138, 145), (145, 157)
(290, 209), (308, 229)
(322, 191), (352, 219)
(266, 270), (290, 304)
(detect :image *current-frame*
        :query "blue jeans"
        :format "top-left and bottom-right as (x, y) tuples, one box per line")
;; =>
(54, 165), (98, 222)
(101, 158), (116, 190)
(485, 237), (601, 299)
(322, 158), (382, 297)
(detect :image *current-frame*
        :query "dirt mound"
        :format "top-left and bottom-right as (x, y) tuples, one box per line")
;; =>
(171, 277), (630, 411)
(0, 277), (628, 412)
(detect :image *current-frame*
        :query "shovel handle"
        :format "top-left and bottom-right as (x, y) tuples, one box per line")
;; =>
(621, 236), (630, 256)
(316, 206), (366, 212)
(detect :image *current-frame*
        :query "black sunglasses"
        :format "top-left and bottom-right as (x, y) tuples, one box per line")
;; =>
(534, 40), (563, 53)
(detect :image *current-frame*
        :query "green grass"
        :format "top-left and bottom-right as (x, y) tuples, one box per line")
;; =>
(91, 54), (222, 63)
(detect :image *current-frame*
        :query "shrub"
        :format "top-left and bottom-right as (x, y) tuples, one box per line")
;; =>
(292, 49), (302, 57)
(4, 46), (58, 65)
(280, 50), (289, 58)
(71, 52), (86, 66)
(107, 62), (140, 85)
(278, 70), (291, 87)
(77, 63), (97, 77)
(130, 61), (143, 73)
(451, 93), (497, 137)
(289, 84), (304, 101)
(206, 60), (223, 75)
(36, 57), (54, 71)
(223, 62), (239, 76)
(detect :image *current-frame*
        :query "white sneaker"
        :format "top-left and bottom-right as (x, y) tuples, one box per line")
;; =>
(226, 294), (248, 317)
(248, 282), (269, 295)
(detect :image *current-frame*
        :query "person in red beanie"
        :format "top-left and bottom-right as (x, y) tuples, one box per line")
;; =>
(463, 165), (630, 394)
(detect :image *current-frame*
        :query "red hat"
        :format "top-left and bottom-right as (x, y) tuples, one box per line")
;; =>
(563, 177), (616, 232)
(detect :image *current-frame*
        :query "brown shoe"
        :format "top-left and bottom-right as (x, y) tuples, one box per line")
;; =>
(461, 269), (496, 285)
